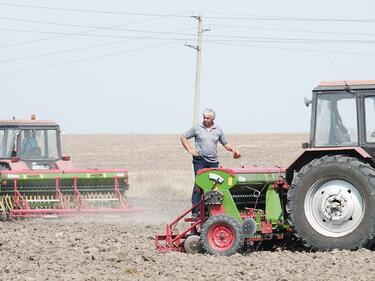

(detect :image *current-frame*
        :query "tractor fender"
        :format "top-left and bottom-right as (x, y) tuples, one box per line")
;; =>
(0, 159), (28, 170)
(55, 159), (75, 170)
(285, 147), (373, 184)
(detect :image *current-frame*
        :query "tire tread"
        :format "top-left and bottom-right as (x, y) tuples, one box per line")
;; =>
(287, 155), (375, 250)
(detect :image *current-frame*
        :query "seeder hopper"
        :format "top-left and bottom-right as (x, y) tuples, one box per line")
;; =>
(0, 117), (139, 220)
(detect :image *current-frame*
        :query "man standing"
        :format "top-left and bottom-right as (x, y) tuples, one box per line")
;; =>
(180, 108), (241, 216)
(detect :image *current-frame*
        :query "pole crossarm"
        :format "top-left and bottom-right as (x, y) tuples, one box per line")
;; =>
(185, 43), (199, 51)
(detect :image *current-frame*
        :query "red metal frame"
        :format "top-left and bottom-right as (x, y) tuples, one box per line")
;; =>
(6, 174), (141, 219)
(196, 166), (285, 176)
(155, 199), (205, 252)
(0, 168), (129, 175)
(261, 220), (273, 234)
(197, 167), (235, 176)
(285, 147), (372, 183)
(210, 205), (225, 216)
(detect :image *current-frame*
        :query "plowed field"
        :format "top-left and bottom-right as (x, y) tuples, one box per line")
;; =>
(1, 134), (374, 281)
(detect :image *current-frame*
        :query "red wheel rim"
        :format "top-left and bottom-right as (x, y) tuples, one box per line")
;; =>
(207, 224), (234, 251)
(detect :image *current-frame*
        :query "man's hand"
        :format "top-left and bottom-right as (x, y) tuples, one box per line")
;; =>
(181, 135), (199, 157)
(189, 148), (200, 157)
(233, 150), (241, 159)
(223, 143), (241, 159)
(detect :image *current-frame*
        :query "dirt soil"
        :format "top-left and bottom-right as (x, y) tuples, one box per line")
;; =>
(1, 134), (374, 281)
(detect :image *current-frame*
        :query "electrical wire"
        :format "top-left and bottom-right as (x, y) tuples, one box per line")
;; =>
(0, 40), (180, 76)
(210, 24), (375, 38)
(0, 11), (190, 49)
(1, 3), (374, 23)
(4, 27), (375, 44)
(204, 34), (375, 43)
(198, 10), (375, 23)
(0, 16), (193, 35)
(0, 27), (193, 64)
(0, 27), (195, 41)
(0, 2), (190, 18)
(205, 38), (375, 44)
(1, 5), (374, 75)
(2, 28), (375, 66)
(206, 41), (375, 56)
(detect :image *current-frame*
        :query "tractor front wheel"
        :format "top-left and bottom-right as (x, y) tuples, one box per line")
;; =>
(287, 155), (375, 250)
(200, 215), (244, 256)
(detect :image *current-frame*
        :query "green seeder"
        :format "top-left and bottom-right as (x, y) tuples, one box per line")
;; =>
(155, 166), (290, 256)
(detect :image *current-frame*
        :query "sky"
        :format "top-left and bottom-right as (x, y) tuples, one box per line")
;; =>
(1, 0), (375, 133)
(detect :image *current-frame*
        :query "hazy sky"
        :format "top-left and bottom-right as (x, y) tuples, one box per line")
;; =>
(1, 0), (375, 133)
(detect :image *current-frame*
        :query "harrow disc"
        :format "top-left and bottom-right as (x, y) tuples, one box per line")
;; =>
(184, 235), (201, 254)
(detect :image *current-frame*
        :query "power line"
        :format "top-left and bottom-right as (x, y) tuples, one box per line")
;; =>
(326, 53), (346, 81)
(199, 10), (375, 23)
(204, 33), (375, 43)
(205, 16), (375, 22)
(0, 11), (189, 49)
(0, 2), (190, 18)
(0, 16), (192, 35)
(2, 2), (374, 23)
(0, 27), (194, 41)
(0, 27), (193, 64)
(206, 41), (375, 56)
(210, 24), (375, 38)
(0, 41), (180, 76)
(204, 37), (375, 44)
(4, 15), (375, 40)
(3, 41), (374, 77)
(4, 27), (375, 44)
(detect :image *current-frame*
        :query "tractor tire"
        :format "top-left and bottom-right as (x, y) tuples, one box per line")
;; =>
(287, 155), (375, 250)
(200, 215), (244, 256)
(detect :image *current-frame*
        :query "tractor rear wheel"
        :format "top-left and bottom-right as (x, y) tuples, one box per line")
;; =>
(287, 155), (375, 250)
(200, 215), (244, 256)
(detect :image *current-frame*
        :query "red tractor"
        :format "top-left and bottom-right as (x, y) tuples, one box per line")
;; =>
(286, 80), (375, 249)
(0, 116), (138, 220)
(0, 117), (73, 171)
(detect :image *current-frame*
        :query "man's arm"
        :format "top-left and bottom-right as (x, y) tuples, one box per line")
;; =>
(219, 127), (241, 159)
(223, 143), (241, 159)
(180, 135), (199, 157)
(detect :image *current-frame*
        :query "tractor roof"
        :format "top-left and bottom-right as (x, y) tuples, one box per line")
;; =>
(0, 119), (58, 127)
(314, 80), (375, 91)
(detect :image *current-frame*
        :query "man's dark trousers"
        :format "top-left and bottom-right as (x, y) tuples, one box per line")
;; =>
(192, 156), (219, 215)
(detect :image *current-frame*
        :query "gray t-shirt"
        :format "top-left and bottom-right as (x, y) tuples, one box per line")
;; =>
(183, 123), (228, 163)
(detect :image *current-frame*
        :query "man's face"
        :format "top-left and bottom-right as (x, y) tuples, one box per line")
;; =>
(203, 113), (214, 127)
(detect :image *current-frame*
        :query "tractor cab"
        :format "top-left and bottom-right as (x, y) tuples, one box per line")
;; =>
(310, 80), (375, 158)
(0, 118), (65, 170)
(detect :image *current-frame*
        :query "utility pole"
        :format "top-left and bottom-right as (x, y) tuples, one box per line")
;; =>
(186, 15), (204, 125)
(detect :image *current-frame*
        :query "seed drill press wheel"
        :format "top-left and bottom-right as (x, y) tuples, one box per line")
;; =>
(201, 215), (244, 256)
(0, 211), (7, 222)
(184, 235), (201, 254)
(287, 155), (375, 250)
